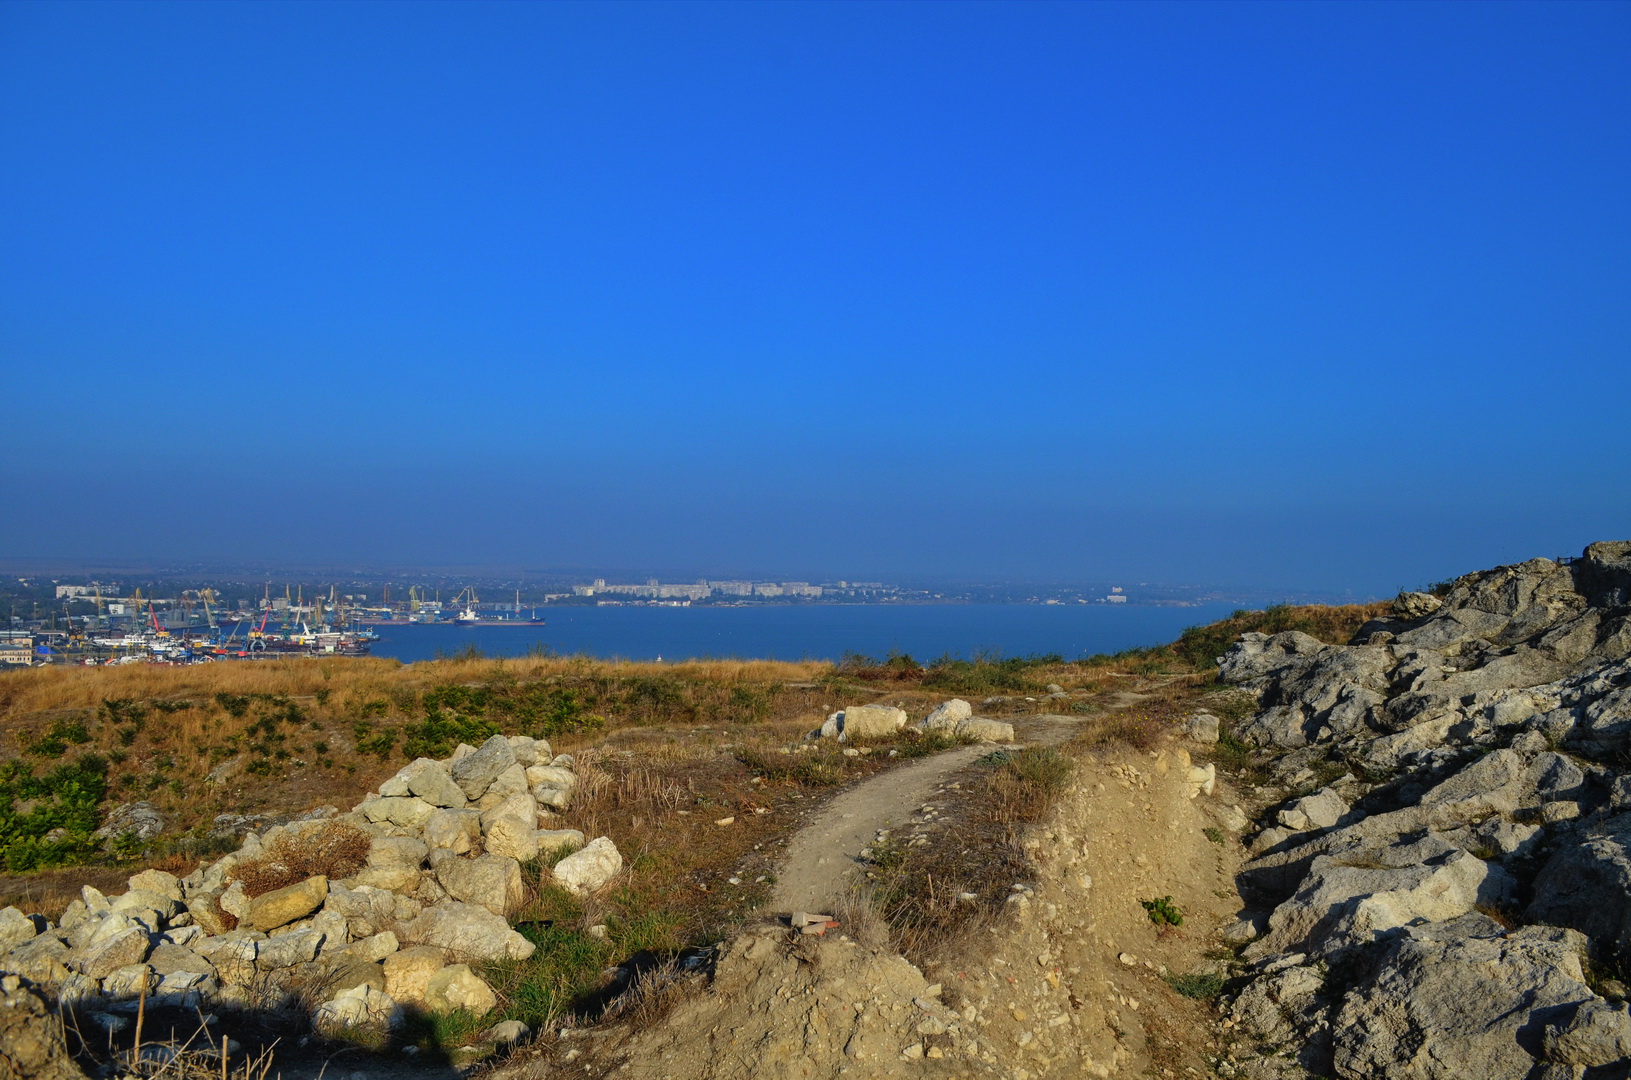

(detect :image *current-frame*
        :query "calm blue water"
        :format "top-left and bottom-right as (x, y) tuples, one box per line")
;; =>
(367, 603), (1241, 664)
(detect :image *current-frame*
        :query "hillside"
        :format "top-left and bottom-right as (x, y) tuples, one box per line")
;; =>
(14, 585), (1554, 1079)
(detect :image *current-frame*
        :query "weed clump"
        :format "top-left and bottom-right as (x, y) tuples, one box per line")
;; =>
(1141, 895), (1184, 927)
(1165, 970), (1224, 999)
(733, 746), (846, 787)
(230, 819), (371, 897)
(987, 748), (1072, 823)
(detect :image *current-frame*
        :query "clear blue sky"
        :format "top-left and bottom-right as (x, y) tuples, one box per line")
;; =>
(2, 1), (1627, 593)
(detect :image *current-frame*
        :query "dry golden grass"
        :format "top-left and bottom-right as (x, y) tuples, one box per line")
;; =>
(0, 655), (829, 717)
(230, 819), (372, 897)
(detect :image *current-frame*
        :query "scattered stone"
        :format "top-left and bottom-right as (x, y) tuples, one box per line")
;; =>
(1180, 713), (1221, 744)
(0, 974), (84, 1080)
(384, 945), (447, 1001)
(424, 963), (498, 1015)
(450, 735), (519, 800)
(552, 837), (623, 896)
(956, 716), (1015, 743)
(69, 928), (150, 980)
(435, 853), (524, 917)
(313, 984), (397, 1033)
(479, 1019), (530, 1046)
(397, 902), (536, 961)
(537, 828), (585, 852)
(1393, 590), (1445, 619)
(358, 796), (437, 828)
(0, 907), (42, 950)
(919, 699), (973, 731)
(247, 876), (328, 932)
(838, 705), (908, 740)
(126, 869), (183, 901)
(423, 808), (482, 853)
(481, 793), (542, 862)
(397, 759), (468, 808)
(93, 801), (166, 843)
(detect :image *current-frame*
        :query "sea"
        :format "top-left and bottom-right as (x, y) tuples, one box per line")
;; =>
(366, 602), (1244, 665)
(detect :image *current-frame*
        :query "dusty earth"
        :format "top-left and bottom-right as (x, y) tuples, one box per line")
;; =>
(771, 743), (995, 917)
(500, 703), (1248, 1080)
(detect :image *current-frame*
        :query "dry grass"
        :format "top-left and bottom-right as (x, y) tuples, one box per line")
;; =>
(230, 819), (372, 897)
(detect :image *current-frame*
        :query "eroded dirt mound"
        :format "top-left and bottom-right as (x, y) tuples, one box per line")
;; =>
(535, 738), (1245, 1080)
(605, 929), (998, 1079)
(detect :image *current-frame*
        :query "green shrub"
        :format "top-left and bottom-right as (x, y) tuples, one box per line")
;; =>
(0, 753), (108, 871)
(1141, 895), (1183, 927)
(400, 710), (498, 760)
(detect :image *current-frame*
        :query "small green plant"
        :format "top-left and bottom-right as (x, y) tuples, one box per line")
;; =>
(1164, 970), (1224, 999)
(1202, 827), (1225, 845)
(1141, 895), (1184, 927)
(351, 720), (398, 758)
(863, 836), (906, 872)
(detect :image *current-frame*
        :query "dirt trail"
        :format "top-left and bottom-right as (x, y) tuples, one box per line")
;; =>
(770, 743), (992, 915)
(769, 700), (1140, 916)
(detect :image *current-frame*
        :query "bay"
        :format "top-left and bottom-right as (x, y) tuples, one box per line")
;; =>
(366, 602), (1243, 664)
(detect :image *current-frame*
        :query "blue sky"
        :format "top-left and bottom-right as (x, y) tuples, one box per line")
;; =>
(2, 1), (1627, 593)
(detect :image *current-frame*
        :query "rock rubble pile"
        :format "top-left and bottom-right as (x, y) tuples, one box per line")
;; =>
(1220, 541), (1631, 1079)
(0, 733), (623, 1051)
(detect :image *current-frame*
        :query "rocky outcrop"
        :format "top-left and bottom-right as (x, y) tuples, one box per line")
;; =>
(1219, 541), (1631, 1078)
(0, 732), (616, 1048)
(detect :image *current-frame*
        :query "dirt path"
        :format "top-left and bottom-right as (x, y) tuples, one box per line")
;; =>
(770, 743), (993, 915)
(768, 701), (1140, 916)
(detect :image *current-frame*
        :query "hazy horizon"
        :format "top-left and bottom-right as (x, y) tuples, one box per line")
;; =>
(3, 2), (1627, 597)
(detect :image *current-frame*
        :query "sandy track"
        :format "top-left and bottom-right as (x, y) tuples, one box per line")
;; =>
(768, 706), (1122, 915)
(769, 743), (993, 915)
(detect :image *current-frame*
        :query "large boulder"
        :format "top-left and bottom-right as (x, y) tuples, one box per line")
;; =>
(246, 875), (328, 932)
(552, 836), (623, 896)
(1541, 998), (1631, 1068)
(450, 735), (518, 800)
(424, 963), (498, 1016)
(918, 699), (972, 731)
(481, 793), (541, 862)
(434, 853), (524, 917)
(839, 705), (907, 740)
(1528, 811), (1631, 963)
(1246, 840), (1508, 961)
(397, 902), (536, 962)
(1331, 916), (1599, 1080)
